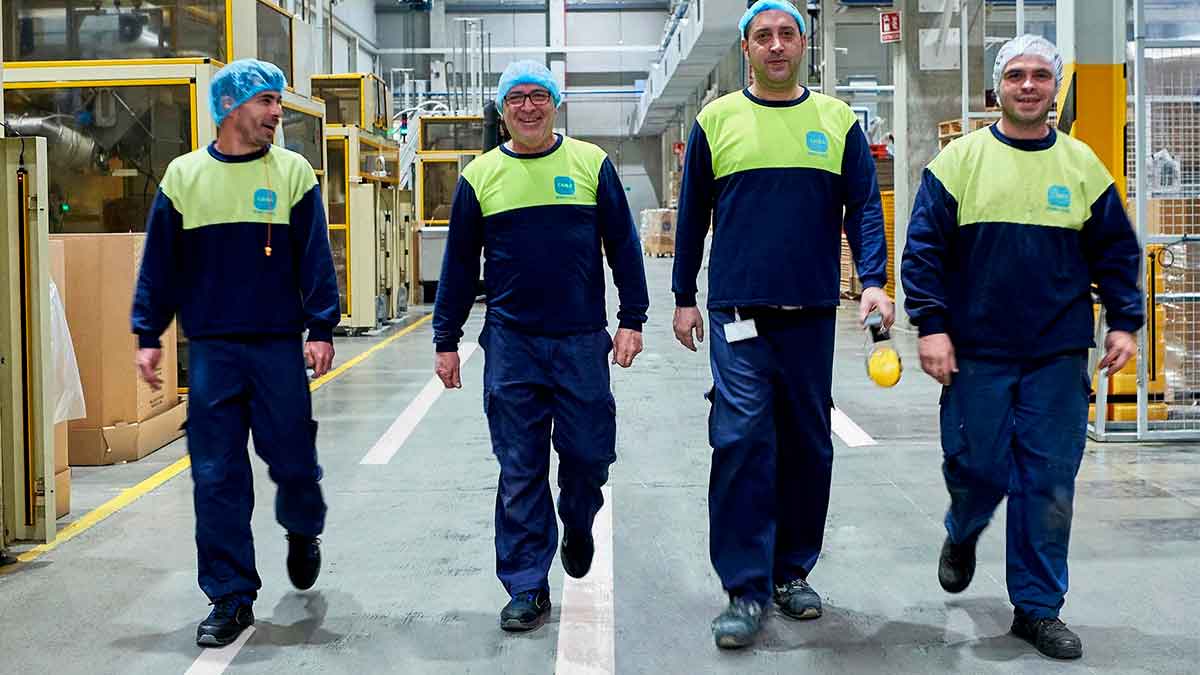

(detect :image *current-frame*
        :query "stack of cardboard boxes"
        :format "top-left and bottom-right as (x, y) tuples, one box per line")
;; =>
(51, 233), (186, 469)
(48, 240), (71, 519)
(641, 209), (676, 258)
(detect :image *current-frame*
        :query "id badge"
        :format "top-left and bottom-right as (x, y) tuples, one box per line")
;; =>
(725, 309), (758, 343)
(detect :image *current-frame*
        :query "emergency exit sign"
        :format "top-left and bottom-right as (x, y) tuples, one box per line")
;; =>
(880, 11), (902, 44)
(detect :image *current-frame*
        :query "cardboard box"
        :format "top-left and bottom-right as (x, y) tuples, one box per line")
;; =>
(68, 401), (187, 466)
(54, 421), (69, 474)
(49, 239), (66, 292)
(51, 234), (179, 433)
(54, 468), (71, 520)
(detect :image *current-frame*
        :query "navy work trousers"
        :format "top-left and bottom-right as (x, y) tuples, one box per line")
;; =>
(941, 352), (1089, 619)
(707, 308), (836, 605)
(480, 322), (616, 596)
(187, 336), (326, 604)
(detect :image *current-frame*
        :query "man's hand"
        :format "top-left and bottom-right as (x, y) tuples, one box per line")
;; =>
(860, 286), (895, 329)
(673, 306), (705, 352)
(612, 328), (643, 368)
(1099, 330), (1137, 375)
(435, 351), (462, 389)
(305, 341), (335, 378)
(136, 348), (163, 391)
(918, 333), (958, 385)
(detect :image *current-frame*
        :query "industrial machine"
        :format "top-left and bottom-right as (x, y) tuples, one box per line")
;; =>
(312, 73), (391, 134)
(1, 0), (319, 97)
(281, 87), (329, 214)
(3, 1), (328, 389)
(325, 125), (404, 334)
(413, 114), (482, 303)
(0, 135), (57, 554)
(314, 72), (409, 333)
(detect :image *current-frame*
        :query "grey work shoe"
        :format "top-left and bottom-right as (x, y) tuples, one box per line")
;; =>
(773, 577), (823, 620)
(500, 589), (552, 633)
(196, 598), (254, 648)
(1011, 614), (1083, 660)
(712, 597), (765, 649)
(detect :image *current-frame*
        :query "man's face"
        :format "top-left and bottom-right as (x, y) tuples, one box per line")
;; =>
(501, 84), (556, 147)
(225, 91), (283, 147)
(999, 55), (1056, 125)
(743, 11), (806, 88)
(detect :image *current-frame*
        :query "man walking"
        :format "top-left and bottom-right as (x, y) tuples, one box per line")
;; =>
(132, 59), (340, 647)
(433, 60), (649, 632)
(672, 0), (892, 649)
(901, 36), (1142, 660)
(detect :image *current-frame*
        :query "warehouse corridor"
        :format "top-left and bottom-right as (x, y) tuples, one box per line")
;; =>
(1, 257), (1198, 674)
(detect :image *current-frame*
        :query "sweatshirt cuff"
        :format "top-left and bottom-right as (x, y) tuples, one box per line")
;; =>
(860, 277), (888, 292)
(1106, 315), (1144, 334)
(675, 292), (697, 308)
(306, 326), (334, 343)
(137, 333), (162, 349)
(435, 341), (460, 353)
(916, 314), (947, 337)
(618, 318), (644, 332)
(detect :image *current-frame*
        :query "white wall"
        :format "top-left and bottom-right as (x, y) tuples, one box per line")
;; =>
(333, 32), (351, 73)
(565, 10), (665, 74)
(334, 0), (378, 46)
(443, 11), (547, 75)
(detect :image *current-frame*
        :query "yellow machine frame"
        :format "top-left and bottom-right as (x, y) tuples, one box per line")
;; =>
(325, 125), (403, 333)
(0, 137), (56, 549)
(311, 73), (392, 134)
(416, 115), (484, 155)
(3, 0), (317, 97)
(280, 90), (330, 217)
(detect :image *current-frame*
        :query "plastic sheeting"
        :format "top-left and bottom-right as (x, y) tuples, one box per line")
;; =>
(49, 280), (86, 424)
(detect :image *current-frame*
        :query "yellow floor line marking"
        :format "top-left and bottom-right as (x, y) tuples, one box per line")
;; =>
(309, 314), (432, 389)
(1, 314), (433, 573)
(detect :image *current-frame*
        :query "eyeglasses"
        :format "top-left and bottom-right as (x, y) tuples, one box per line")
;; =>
(504, 90), (553, 108)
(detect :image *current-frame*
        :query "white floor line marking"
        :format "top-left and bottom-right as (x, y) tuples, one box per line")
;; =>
(184, 626), (256, 675)
(555, 485), (615, 675)
(360, 342), (479, 465)
(831, 407), (877, 447)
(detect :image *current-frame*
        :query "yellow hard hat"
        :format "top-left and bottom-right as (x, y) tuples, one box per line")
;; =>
(867, 347), (902, 388)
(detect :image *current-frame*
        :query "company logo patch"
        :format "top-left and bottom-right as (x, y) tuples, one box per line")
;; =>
(554, 176), (576, 196)
(1047, 185), (1071, 212)
(253, 188), (278, 212)
(806, 130), (829, 156)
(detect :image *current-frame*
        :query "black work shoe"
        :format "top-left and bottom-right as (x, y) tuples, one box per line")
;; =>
(1011, 614), (1083, 660)
(773, 577), (823, 620)
(286, 533), (321, 590)
(938, 534), (978, 593)
(500, 589), (552, 632)
(561, 529), (595, 579)
(196, 598), (254, 647)
(712, 597), (765, 649)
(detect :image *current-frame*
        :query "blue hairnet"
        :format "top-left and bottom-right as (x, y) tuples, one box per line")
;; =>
(495, 60), (562, 112)
(993, 35), (1063, 103)
(739, 0), (806, 38)
(210, 59), (287, 128)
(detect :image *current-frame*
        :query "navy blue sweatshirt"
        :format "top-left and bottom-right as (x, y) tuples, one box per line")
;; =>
(672, 88), (887, 308)
(131, 144), (340, 348)
(901, 125), (1144, 360)
(432, 134), (650, 352)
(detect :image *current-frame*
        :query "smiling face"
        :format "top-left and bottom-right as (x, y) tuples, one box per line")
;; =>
(223, 91), (283, 149)
(743, 10), (806, 91)
(998, 55), (1056, 126)
(501, 83), (557, 151)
